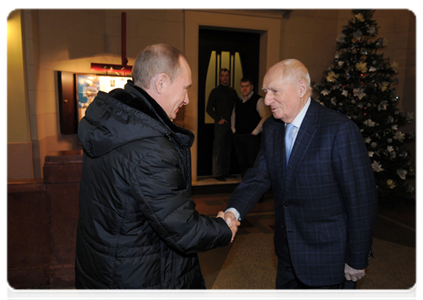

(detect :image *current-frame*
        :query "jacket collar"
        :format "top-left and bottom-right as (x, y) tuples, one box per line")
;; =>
(270, 98), (319, 196)
(114, 80), (194, 147)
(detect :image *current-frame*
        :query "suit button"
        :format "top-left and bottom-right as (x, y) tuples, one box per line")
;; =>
(284, 202), (288, 207)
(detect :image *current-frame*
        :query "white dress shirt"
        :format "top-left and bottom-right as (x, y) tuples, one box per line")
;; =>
(287, 97), (311, 145)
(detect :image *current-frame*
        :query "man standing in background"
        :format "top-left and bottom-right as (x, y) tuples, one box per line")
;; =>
(206, 68), (238, 181)
(231, 77), (271, 178)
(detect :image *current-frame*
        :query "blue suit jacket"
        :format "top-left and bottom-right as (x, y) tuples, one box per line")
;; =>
(227, 98), (378, 286)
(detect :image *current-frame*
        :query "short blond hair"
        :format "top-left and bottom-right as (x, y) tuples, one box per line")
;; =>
(132, 44), (186, 89)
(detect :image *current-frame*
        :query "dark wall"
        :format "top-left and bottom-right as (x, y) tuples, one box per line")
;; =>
(7, 151), (82, 289)
(8, 180), (50, 288)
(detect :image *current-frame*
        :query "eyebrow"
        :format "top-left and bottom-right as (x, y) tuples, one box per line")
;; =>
(263, 85), (277, 90)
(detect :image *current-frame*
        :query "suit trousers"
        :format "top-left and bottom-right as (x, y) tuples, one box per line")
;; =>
(275, 230), (356, 289)
(212, 122), (232, 177)
(233, 132), (261, 178)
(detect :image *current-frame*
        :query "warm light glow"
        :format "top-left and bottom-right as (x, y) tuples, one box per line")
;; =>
(205, 50), (244, 124)
(7, 10), (31, 144)
(221, 51), (230, 71)
(205, 51), (217, 124)
(234, 53), (243, 96)
(4, 20), (10, 38)
(90, 63), (132, 76)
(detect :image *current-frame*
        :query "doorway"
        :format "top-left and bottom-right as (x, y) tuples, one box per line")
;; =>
(197, 28), (261, 176)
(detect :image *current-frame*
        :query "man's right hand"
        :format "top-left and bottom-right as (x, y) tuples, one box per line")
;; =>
(217, 211), (240, 242)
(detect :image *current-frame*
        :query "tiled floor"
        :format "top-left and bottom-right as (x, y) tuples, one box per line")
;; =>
(6, 190), (420, 300)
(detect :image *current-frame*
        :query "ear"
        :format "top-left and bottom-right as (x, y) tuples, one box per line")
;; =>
(154, 73), (168, 94)
(297, 80), (307, 97)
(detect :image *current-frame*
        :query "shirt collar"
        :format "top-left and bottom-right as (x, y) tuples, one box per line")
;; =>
(240, 91), (254, 102)
(289, 97), (311, 129)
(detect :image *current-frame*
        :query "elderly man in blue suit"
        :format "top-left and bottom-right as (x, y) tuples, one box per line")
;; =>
(223, 59), (378, 289)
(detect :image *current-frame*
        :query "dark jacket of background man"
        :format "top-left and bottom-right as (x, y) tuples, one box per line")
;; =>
(206, 71), (239, 180)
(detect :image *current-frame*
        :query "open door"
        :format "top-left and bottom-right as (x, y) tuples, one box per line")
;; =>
(197, 28), (261, 176)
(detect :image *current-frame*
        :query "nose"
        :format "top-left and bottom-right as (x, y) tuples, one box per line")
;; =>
(184, 91), (189, 105)
(264, 92), (272, 106)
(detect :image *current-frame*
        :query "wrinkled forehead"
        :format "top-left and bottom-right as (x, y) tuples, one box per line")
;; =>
(263, 67), (285, 87)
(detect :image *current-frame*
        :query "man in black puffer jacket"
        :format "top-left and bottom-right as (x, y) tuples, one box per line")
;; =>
(75, 44), (240, 289)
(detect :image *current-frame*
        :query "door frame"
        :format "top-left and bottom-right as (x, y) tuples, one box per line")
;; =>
(184, 10), (281, 182)
(197, 28), (261, 176)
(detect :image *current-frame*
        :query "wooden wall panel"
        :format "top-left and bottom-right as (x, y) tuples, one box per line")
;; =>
(7, 180), (50, 288)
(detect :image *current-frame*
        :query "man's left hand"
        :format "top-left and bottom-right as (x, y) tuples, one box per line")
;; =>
(344, 263), (365, 282)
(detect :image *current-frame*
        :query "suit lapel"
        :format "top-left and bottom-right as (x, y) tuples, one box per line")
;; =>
(262, 116), (287, 199)
(284, 99), (319, 192)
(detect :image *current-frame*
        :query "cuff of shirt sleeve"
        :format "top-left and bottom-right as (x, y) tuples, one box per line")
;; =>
(225, 208), (241, 221)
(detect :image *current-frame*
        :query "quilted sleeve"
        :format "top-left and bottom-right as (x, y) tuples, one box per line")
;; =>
(130, 137), (232, 255)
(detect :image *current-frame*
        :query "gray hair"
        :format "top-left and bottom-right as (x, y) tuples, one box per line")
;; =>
(132, 44), (185, 89)
(278, 59), (312, 94)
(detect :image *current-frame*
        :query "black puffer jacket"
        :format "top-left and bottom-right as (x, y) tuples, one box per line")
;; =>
(75, 81), (232, 289)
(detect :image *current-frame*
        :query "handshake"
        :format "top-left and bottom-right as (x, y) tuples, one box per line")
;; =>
(217, 211), (241, 243)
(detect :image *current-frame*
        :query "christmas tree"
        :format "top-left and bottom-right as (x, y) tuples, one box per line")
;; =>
(313, 10), (415, 203)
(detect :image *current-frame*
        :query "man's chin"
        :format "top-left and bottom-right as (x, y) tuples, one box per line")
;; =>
(272, 111), (283, 121)
(170, 111), (178, 120)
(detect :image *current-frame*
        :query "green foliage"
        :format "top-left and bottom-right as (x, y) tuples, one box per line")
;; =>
(313, 10), (415, 201)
